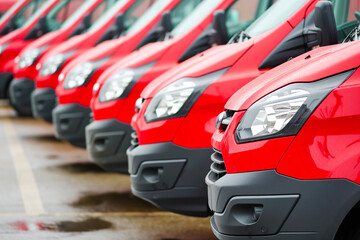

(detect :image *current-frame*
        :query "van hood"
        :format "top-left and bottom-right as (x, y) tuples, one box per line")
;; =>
(141, 40), (254, 98)
(0, 28), (23, 44)
(119, 40), (174, 69)
(25, 30), (64, 49)
(225, 41), (360, 111)
(74, 35), (131, 63)
(39, 32), (93, 64)
(95, 40), (175, 86)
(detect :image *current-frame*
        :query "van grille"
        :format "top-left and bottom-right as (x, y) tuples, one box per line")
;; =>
(208, 149), (227, 182)
(130, 131), (139, 148)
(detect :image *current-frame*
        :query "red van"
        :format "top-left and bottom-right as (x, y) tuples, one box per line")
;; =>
(0, 0), (16, 17)
(87, 0), (274, 173)
(0, 0), (38, 36)
(128, 0), (356, 217)
(52, 0), (214, 148)
(207, 25), (360, 240)
(9, 0), (117, 116)
(0, 0), (51, 99)
(31, 0), (140, 123)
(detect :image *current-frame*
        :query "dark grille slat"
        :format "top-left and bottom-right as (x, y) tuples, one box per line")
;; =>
(211, 151), (224, 165)
(210, 163), (226, 175)
(130, 131), (139, 147)
(209, 149), (227, 181)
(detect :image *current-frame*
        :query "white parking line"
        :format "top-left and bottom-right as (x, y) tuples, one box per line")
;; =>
(0, 211), (174, 217)
(2, 118), (45, 214)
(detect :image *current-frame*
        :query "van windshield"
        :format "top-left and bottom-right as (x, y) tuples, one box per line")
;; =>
(127, 0), (172, 35)
(245, 0), (308, 38)
(0, 0), (49, 29)
(171, 0), (221, 37)
(0, 0), (25, 24)
(88, 0), (129, 32)
(61, 0), (97, 29)
(22, 0), (54, 28)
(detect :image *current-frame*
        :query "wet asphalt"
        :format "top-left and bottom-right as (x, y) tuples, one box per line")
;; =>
(0, 101), (216, 240)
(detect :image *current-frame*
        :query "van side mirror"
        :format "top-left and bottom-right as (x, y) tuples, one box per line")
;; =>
(115, 13), (124, 31)
(178, 25), (213, 62)
(25, 16), (48, 40)
(68, 14), (92, 38)
(135, 11), (173, 50)
(161, 11), (172, 33)
(0, 17), (16, 35)
(83, 14), (92, 29)
(211, 10), (229, 45)
(305, 1), (338, 49)
(259, 1), (338, 69)
(96, 13), (125, 45)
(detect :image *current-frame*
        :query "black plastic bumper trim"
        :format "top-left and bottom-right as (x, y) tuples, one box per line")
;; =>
(85, 119), (133, 174)
(0, 72), (13, 99)
(9, 78), (35, 116)
(31, 88), (56, 123)
(127, 141), (214, 217)
(52, 103), (91, 148)
(206, 170), (360, 239)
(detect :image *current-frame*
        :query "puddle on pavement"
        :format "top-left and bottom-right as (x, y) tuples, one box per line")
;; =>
(46, 154), (59, 160)
(71, 192), (159, 212)
(42, 218), (113, 232)
(53, 162), (107, 174)
(22, 134), (61, 143)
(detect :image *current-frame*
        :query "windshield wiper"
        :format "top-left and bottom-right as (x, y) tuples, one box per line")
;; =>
(343, 25), (360, 43)
(228, 31), (251, 44)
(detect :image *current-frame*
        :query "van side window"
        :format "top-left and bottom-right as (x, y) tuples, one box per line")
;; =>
(169, 0), (203, 28)
(55, 0), (86, 24)
(90, 1), (109, 24)
(226, 0), (263, 38)
(15, 0), (47, 28)
(123, 0), (158, 30)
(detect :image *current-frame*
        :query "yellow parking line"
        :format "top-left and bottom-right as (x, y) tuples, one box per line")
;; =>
(2, 117), (45, 214)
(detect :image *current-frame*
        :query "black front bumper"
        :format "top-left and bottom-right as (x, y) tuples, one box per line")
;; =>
(9, 78), (35, 116)
(0, 72), (13, 99)
(31, 88), (57, 123)
(127, 141), (213, 217)
(206, 170), (360, 240)
(52, 103), (91, 148)
(85, 119), (133, 174)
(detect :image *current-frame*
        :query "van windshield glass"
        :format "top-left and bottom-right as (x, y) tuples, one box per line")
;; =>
(61, 0), (97, 28)
(245, 0), (308, 38)
(171, 0), (221, 37)
(88, 0), (129, 31)
(0, 0), (24, 24)
(23, 0), (53, 28)
(127, 0), (172, 35)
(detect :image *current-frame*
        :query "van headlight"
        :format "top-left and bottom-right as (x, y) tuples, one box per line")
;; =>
(18, 46), (47, 69)
(40, 50), (75, 76)
(145, 68), (228, 122)
(235, 70), (355, 143)
(63, 62), (94, 89)
(99, 69), (135, 102)
(0, 44), (8, 55)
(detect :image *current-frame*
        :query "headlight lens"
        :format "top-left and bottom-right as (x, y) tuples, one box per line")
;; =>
(40, 50), (76, 76)
(99, 69), (135, 102)
(235, 70), (355, 143)
(63, 62), (94, 89)
(40, 53), (64, 76)
(0, 44), (8, 55)
(18, 46), (47, 69)
(145, 68), (228, 122)
(154, 81), (195, 118)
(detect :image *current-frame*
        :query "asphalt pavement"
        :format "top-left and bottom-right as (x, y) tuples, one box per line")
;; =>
(0, 100), (216, 240)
